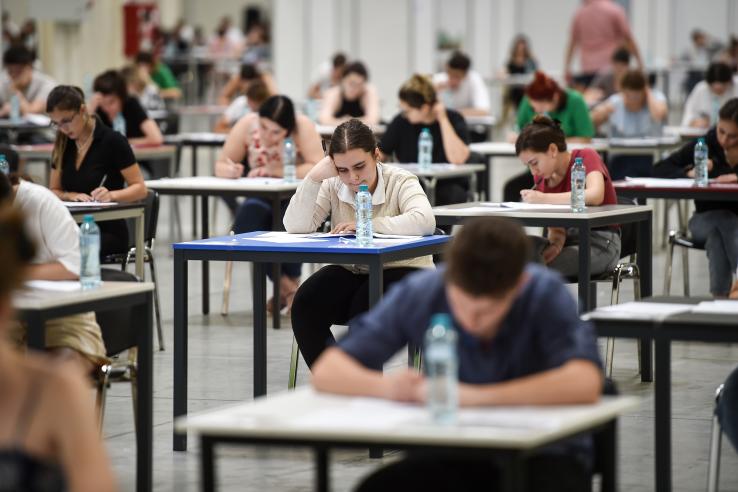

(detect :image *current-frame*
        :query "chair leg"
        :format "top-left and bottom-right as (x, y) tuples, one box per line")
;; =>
(681, 243), (690, 297)
(95, 364), (111, 432)
(604, 267), (623, 378)
(288, 336), (300, 390)
(664, 234), (675, 295)
(147, 250), (165, 351)
(129, 360), (139, 438)
(708, 385), (724, 492)
(221, 260), (234, 316)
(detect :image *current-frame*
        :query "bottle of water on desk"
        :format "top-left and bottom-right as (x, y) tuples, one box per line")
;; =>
(424, 313), (458, 424)
(694, 137), (709, 187)
(355, 184), (373, 247)
(571, 157), (586, 213)
(79, 215), (101, 290)
(418, 128), (433, 171)
(9, 94), (20, 122)
(0, 154), (9, 175)
(283, 137), (296, 183)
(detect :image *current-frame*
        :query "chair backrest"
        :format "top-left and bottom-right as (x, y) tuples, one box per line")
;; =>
(615, 195), (638, 260)
(96, 269), (140, 356)
(126, 190), (160, 248)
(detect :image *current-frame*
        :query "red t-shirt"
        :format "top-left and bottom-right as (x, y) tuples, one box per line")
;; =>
(537, 148), (617, 206)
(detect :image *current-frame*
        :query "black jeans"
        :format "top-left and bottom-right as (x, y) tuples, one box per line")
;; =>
(291, 265), (419, 367)
(357, 453), (591, 492)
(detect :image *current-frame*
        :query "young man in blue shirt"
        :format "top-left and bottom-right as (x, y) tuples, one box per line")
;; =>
(312, 217), (603, 492)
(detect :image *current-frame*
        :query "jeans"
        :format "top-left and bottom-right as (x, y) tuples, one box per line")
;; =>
(532, 229), (622, 279)
(233, 197), (301, 278)
(688, 210), (738, 296)
(716, 365), (738, 453)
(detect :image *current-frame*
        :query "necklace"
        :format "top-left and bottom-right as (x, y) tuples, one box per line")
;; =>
(75, 119), (95, 151)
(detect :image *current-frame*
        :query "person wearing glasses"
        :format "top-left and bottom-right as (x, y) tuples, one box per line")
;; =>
(46, 85), (147, 257)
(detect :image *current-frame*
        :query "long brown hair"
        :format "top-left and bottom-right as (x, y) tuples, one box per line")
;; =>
(46, 85), (86, 172)
(328, 118), (377, 158)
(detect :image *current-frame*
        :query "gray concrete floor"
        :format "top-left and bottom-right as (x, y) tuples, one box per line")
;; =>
(100, 142), (738, 492)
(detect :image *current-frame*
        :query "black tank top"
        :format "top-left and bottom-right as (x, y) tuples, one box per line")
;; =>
(0, 379), (67, 492)
(334, 92), (365, 119)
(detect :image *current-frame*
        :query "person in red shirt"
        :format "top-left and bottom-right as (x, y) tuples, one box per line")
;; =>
(515, 115), (621, 277)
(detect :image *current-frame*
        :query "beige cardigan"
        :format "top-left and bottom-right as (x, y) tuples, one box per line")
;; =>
(283, 163), (436, 270)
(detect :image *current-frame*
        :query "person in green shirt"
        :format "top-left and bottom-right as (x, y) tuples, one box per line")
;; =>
(504, 70), (594, 201)
(135, 51), (182, 101)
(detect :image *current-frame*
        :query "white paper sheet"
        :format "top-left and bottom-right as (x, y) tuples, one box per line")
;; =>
(691, 300), (738, 314)
(585, 302), (694, 320)
(25, 280), (81, 292)
(623, 177), (697, 188)
(63, 201), (120, 207)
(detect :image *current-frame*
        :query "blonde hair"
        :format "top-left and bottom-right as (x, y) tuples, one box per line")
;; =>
(398, 74), (437, 108)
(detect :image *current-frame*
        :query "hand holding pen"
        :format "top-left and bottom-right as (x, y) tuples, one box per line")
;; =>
(519, 177), (543, 203)
(90, 174), (113, 202)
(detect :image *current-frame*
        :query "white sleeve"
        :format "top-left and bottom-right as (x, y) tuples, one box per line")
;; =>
(224, 96), (248, 125)
(39, 192), (81, 276)
(681, 83), (705, 127)
(470, 72), (491, 111)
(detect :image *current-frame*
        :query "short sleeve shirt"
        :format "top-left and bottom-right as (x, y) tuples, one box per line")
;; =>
(0, 70), (57, 106)
(538, 148), (618, 207)
(379, 109), (469, 163)
(605, 89), (666, 138)
(570, 0), (632, 73)
(517, 89), (595, 138)
(151, 62), (180, 89)
(96, 96), (149, 139)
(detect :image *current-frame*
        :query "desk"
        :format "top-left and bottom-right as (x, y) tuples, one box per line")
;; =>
(172, 232), (450, 451)
(614, 179), (738, 202)
(393, 163), (485, 205)
(593, 136), (682, 163)
(147, 176), (300, 318)
(177, 387), (639, 492)
(68, 202), (146, 279)
(664, 125), (707, 140)
(14, 281), (154, 492)
(0, 117), (51, 143)
(585, 296), (738, 492)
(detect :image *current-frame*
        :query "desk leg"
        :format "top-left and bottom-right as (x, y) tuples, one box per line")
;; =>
(201, 195), (210, 315)
(26, 312), (45, 349)
(482, 157), (492, 201)
(469, 171), (478, 201)
(315, 447), (329, 492)
(655, 338), (672, 492)
(638, 214), (654, 382)
(368, 260), (384, 459)
(253, 262), (268, 397)
(601, 420), (618, 492)
(174, 251), (189, 451)
(201, 437), (216, 492)
(134, 292), (153, 492)
(271, 196), (282, 330)
(577, 226), (592, 312)
(135, 210), (145, 279)
(191, 147), (198, 237)
(500, 454), (526, 492)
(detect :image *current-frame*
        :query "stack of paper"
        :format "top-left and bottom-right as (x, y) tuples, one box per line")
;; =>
(584, 302), (694, 320)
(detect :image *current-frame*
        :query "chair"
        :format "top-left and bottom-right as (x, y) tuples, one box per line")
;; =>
(707, 384), (725, 492)
(663, 230), (705, 296)
(101, 190), (164, 351)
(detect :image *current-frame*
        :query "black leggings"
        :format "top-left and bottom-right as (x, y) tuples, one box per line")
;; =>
(290, 265), (419, 367)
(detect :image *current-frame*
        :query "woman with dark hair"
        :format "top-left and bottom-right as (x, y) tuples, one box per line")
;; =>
(502, 35), (538, 109)
(46, 85), (147, 256)
(655, 98), (738, 297)
(215, 94), (323, 312)
(503, 71), (595, 202)
(682, 62), (738, 128)
(89, 69), (163, 146)
(515, 115), (620, 277)
(318, 61), (380, 126)
(284, 118), (435, 367)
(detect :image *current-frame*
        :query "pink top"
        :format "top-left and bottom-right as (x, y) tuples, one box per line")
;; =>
(570, 0), (632, 73)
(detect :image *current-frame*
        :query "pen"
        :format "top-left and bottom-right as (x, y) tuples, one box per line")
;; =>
(93, 174), (107, 202)
(531, 177), (541, 190)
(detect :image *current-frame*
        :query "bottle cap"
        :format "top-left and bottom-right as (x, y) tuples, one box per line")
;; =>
(698, 137), (706, 144)
(359, 184), (369, 192)
(430, 313), (452, 329)
(0, 154), (5, 160)
(83, 214), (94, 223)
(574, 157), (583, 164)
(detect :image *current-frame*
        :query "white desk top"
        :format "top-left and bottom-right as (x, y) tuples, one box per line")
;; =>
(433, 202), (653, 220)
(469, 141), (608, 156)
(177, 387), (638, 450)
(664, 125), (708, 139)
(393, 163), (485, 178)
(464, 115), (498, 127)
(14, 281), (154, 311)
(145, 176), (300, 192)
(165, 132), (227, 144)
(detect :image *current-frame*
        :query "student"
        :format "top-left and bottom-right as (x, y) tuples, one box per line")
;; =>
(89, 70), (163, 147)
(134, 51), (182, 101)
(0, 44), (56, 118)
(214, 79), (271, 133)
(312, 217), (602, 492)
(120, 64), (165, 112)
(217, 62), (277, 106)
(501, 35), (538, 110)
(215, 95), (323, 311)
(591, 69), (668, 179)
(515, 115), (621, 277)
(0, 172), (107, 375)
(504, 71), (595, 202)
(380, 74), (471, 206)
(284, 119), (436, 367)
(584, 47), (631, 106)
(433, 51), (491, 117)
(654, 98), (738, 297)
(318, 61), (379, 126)
(47, 85), (147, 256)
(0, 207), (117, 492)
(307, 52), (347, 100)
(682, 62), (738, 128)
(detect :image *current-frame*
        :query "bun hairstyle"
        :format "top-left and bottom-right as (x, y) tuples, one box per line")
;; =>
(328, 118), (377, 158)
(398, 74), (437, 109)
(515, 115), (567, 155)
(0, 207), (35, 298)
(46, 85), (87, 173)
(525, 71), (562, 102)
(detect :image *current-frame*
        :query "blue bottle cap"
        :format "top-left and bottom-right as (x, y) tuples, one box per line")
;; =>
(83, 214), (94, 222)
(0, 154), (5, 160)
(430, 313), (452, 328)
(359, 184), (369, 192)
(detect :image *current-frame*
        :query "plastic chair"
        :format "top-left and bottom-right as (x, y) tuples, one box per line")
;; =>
(707, 384), (725, 492)
(663, 230), (705, 296)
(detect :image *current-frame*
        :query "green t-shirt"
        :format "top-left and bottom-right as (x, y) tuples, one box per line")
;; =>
(516, 88), (594, 138)
(151, 63), (179, 90)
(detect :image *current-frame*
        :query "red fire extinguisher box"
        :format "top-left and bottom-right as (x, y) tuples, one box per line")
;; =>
(123, 2), (160, 57)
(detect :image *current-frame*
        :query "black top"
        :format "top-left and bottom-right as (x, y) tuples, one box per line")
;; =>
(96, 96), (149, 139)
(334, 92), (365, 119)
(653, 128), (738, 214)
(379, 109), (469, 163)
(56, 116), (137, 194)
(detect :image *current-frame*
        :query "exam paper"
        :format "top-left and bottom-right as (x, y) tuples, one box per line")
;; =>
(63, 201), (119, 207)
(585, 302), (694, 320)
(25, 280), (81, 292)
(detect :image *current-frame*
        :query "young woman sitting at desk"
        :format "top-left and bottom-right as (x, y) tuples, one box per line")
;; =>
(318, 61), (380, 126)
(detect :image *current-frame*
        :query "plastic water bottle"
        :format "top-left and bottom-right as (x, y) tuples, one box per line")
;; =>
(355, 183), (373, 247)
(112, 113), (126, 136)
(79, 215), (101, 290)
(9, 94), (20, 122)
(418, 128), (433, 171)
(570, 157), (586, 213)
(283, 137), (296, 183)
(694, 137), (709, 187)
(424, 313), (458, 425)
(0, 154), (9, 175)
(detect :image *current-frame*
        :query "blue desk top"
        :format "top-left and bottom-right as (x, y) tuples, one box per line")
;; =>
(173, 231), (450, 254)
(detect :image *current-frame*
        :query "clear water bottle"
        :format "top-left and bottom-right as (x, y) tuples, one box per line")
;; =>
(0, 154), (9, 175)
(283, 137), (296, 183)
(79, 215), (101, 290)
(424, 313), (458, 425)
(694, 137), (709, 187)
(418, 128), (433, 171)
(355, 183), (373, 247)
(570, 156), (586, 213)
(9, 94), (20, 122)
(112, 113), (127, 136)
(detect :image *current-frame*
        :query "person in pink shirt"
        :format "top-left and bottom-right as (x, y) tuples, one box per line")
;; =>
(564, 0), (643, 89)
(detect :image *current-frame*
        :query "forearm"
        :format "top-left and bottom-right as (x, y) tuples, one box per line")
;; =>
(547, 226), (567, 247)
(312, 348), (389, 398)
(647, 94), (668, 121)
(111, 183), (147, 202)
(373, 210), (435, 236)
(283, 179), (327, 233)
(25, 263), (78, 281)
(438, 117), (470, 164)
(458, 360), (602, 406)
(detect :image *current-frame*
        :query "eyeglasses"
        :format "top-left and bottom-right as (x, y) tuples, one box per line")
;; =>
(50, 113), (78, 131)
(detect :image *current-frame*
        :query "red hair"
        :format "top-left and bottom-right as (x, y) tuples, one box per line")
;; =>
(525, 71), (562, 102)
